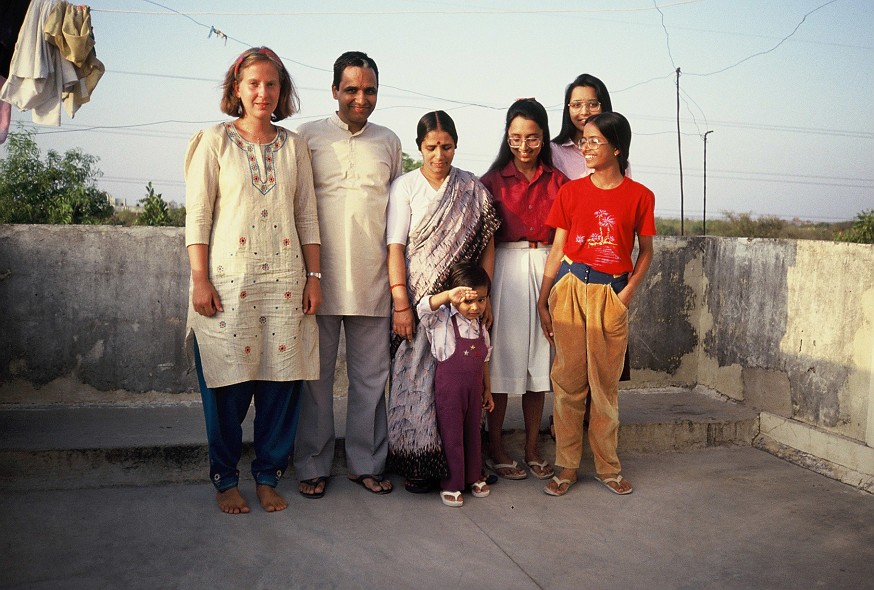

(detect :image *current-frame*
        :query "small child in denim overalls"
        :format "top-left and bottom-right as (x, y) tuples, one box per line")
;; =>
(416, 262), (496, 507)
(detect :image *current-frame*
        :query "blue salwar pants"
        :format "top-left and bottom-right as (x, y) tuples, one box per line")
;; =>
(193, 338), (302, 492)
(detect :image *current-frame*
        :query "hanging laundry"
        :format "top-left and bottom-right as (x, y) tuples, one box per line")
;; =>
(0, 0), (104, 127)
(0, 76), (10, 144)
(0, 0), (29, 143)
(44, 1), (104, 115)
(0, 0), (30, 79)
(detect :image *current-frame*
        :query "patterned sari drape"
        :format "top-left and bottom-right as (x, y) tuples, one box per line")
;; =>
(386, 167), (500, 480)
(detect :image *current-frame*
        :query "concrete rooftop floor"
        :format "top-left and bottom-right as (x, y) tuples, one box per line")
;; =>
(0, 389), (872, 589)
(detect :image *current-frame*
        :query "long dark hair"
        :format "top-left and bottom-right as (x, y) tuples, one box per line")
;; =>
(552, 73), (613, 144)
(486, 98), (553, 175)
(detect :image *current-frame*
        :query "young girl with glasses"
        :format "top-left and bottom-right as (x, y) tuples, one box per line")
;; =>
(480, 99), (569, 482)
(537, 112), (655, 497)
(551, 74), (633, 181)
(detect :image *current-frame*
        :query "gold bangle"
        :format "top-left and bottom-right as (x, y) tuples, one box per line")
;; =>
(393, 305), (410, 313)
(390, 283), (406, 291)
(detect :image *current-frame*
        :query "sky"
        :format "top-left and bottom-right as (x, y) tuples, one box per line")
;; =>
(3, 0), (873, 223)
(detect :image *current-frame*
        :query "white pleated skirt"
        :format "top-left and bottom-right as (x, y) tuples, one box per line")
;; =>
(489, 243), (553, 394)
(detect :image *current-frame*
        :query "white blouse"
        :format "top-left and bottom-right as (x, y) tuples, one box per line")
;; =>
(386, 168), (450, 245)
(416, 296), (492, 363)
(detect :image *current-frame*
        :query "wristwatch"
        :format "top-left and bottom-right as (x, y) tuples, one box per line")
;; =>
(306, 272), (321, 280)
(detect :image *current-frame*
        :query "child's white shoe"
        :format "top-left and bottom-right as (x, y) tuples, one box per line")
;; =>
(471, 480), (490, 498)
(440, 490), (463, 507)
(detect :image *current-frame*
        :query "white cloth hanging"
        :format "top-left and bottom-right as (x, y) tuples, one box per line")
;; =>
(0, 0), (98, 126)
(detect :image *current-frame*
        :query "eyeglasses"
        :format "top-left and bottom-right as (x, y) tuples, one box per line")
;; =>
(507, 137), (542, 149)
(577, 137), (610, 149)
(568, 100), (601, 112)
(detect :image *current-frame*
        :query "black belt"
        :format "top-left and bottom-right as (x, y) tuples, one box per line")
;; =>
(557, 260), (628, 288)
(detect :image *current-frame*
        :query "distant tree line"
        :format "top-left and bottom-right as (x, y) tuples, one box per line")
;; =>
(656, 211), (872, 243)
(1, 132), (870, 243)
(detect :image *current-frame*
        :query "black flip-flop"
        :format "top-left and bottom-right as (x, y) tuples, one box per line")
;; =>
(298, 476), (327, 499)
(349, 474), (392, 495)
(404, 479), (434, 494)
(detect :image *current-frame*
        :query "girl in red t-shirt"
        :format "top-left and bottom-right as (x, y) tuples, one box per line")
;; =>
(537, 112), (655, 497)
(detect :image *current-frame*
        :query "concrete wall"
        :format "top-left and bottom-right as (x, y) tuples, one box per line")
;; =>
(0, 225), (194, 393)
(1, 226), (872, 485)
(694, 238), (874, 487)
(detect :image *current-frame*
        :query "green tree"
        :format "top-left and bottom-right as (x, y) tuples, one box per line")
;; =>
(167, 203), (186, 227)
(402, 152), (422, 174)
(0, 129), (113, 224)
(835, 209), (874, 244)
(137, 182), (171, 226)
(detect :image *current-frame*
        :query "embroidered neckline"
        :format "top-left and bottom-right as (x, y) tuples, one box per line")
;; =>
(224, 122), (286, 195)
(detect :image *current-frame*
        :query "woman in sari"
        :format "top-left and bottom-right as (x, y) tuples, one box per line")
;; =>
(386, 110), (500, 493)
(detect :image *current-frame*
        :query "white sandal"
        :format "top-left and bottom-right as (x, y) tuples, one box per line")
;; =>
(471, 480), (490, 498)
(440, 490), (463, 507)
(594, 474), (633, 495)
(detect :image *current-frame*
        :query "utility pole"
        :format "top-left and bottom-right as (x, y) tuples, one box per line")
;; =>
(675, 67), (685, 236)
(703, 130), (714, 235)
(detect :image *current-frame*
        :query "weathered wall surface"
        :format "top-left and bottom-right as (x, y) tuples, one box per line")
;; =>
(627, 237), (701, 387)
(0, 225), (195, 392)
(1, 226), (872, 482)
(698, 238), (873, 444)
(0, 226), (700, 394)
(696, 237), (874, 488)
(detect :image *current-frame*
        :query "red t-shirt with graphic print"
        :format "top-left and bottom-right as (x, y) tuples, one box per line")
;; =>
(545, 175), (656, 275)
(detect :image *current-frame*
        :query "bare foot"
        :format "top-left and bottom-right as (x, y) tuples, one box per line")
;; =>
(216, 487), (250, 514)
(256, 484), (289, 512)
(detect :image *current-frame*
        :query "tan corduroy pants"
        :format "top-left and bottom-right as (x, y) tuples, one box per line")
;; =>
(549, 273), (628, 477)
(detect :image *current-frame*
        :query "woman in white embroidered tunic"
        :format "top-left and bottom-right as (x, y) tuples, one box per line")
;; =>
(184, 47), (321, 514)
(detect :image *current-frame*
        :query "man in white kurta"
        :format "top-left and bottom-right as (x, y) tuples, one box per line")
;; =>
(293, 51), (402, 496)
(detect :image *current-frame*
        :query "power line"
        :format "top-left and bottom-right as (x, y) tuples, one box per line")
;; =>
(101, 2), (705, 17)
(11, 106), (871, 141)
(102, 176), (184, 187)
(638, 170), (872, 190)
(129, 1), (864, 119)
(685, 0), (842, 76)
(138, 1), (505, 108)
(97, 4), (871, 52)
(653, 0), (678, 69)
(613, 72), (680, 96)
